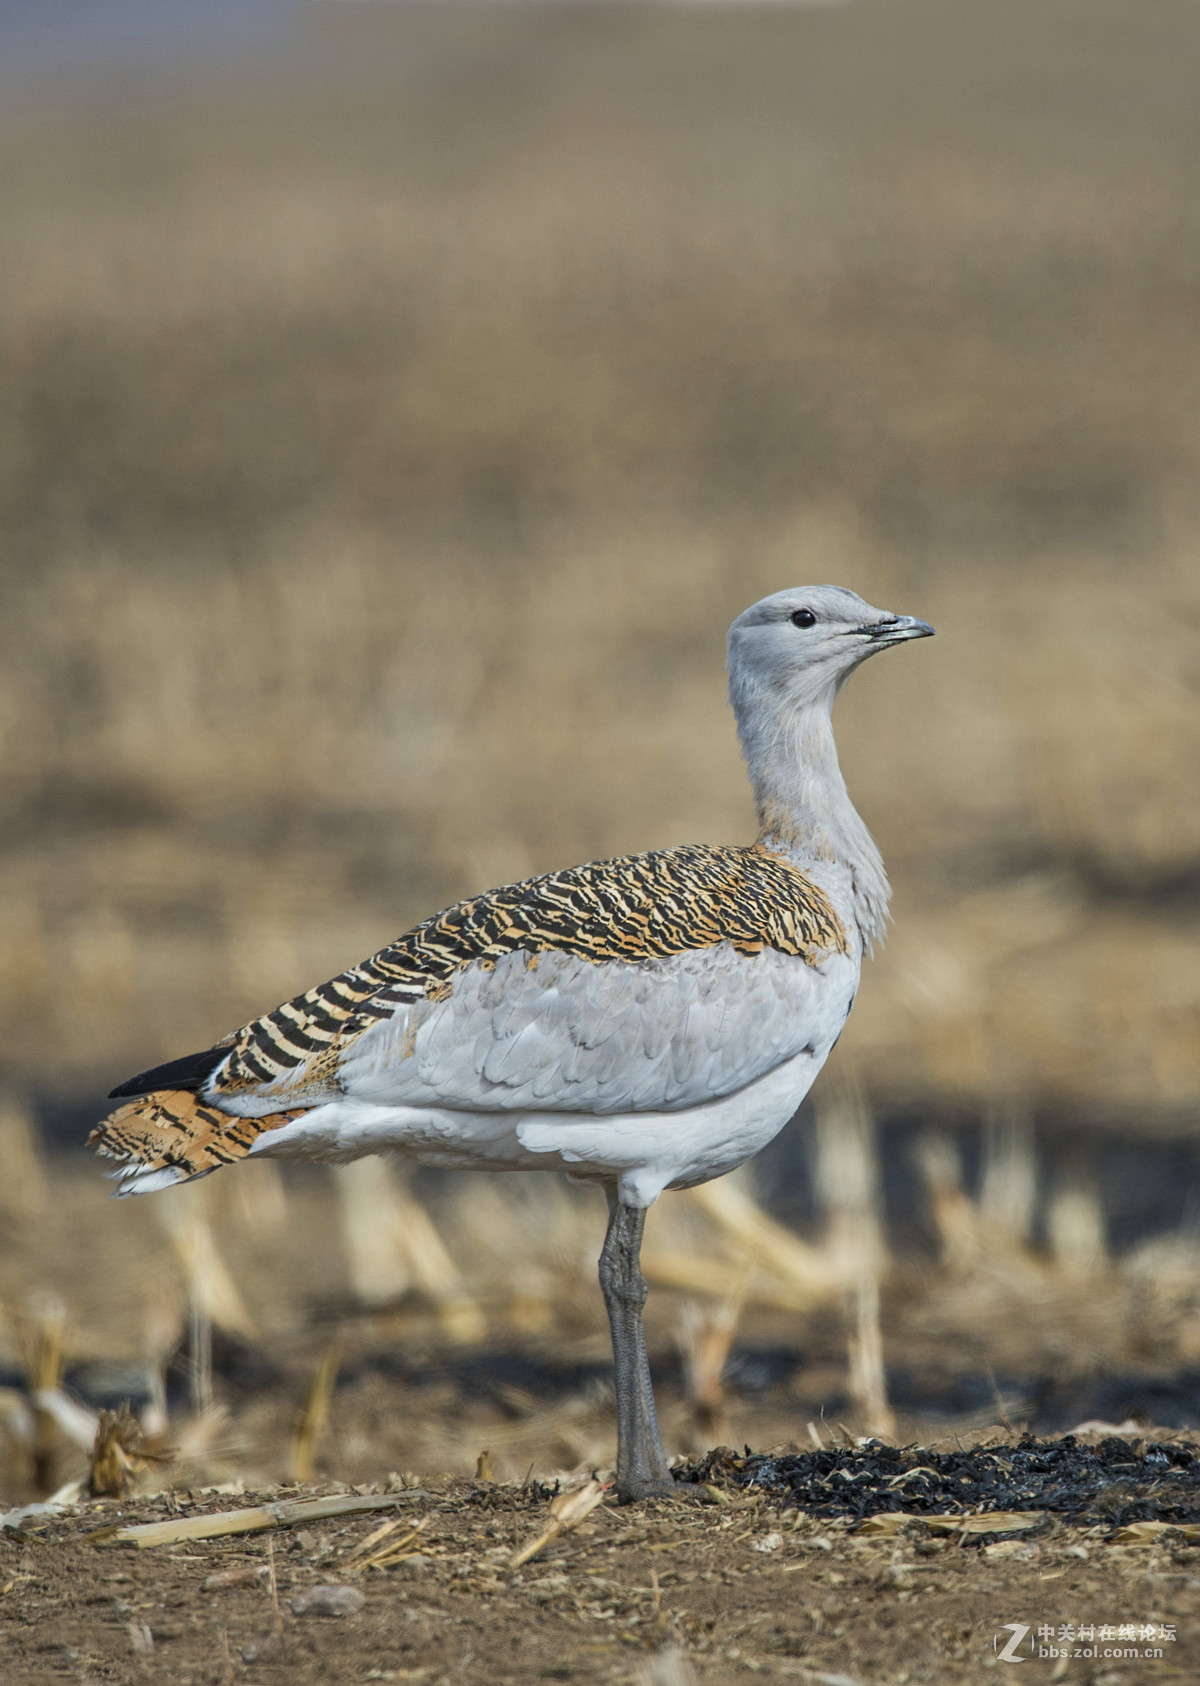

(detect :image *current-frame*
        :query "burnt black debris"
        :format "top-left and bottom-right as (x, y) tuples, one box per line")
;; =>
(675, 1436), (1200, 1529)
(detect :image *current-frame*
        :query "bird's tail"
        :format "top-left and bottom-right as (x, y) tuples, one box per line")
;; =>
(90, 1090), (305, 1196)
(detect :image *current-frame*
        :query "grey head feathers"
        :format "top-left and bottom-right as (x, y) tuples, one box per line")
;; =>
(727, 586), (934, 948)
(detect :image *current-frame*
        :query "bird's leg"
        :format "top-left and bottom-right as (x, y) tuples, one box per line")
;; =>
(599, 1186), (674, 1503)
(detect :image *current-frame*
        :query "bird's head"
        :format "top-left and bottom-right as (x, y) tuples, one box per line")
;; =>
(727, 585), (934, 714)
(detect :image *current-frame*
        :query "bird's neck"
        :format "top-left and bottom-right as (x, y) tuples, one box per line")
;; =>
(739, 691), (891, 948)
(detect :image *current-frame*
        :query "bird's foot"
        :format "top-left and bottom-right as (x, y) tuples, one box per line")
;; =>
(614, 1472), (716, 1505)
(614, 1475), (680, 1505)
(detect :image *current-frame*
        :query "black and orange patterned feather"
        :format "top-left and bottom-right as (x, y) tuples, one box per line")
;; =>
(213, 842), (847, 1094)
(89, 1090), (305, 1181)
(95, 841), (846, 1181)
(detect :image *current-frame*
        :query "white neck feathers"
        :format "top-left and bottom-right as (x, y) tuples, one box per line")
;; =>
(730, 671), (891, 948)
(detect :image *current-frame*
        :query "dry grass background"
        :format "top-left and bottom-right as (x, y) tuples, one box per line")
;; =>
(2, 0), (1198, 1114)
(3, 0), (1200, 1515)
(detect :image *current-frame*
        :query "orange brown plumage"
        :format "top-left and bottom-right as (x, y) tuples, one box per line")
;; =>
(89, 1090), (305, 1181)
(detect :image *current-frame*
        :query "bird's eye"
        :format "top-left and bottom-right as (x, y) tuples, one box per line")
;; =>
(790, 608), (817, 629)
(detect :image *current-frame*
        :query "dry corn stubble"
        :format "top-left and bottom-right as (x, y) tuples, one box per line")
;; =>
(289, 1345), (340, 1484)
(854, 1512), (1046, 1537)
(87, 1490), (414, 1549)
(88, 1401), (169, 1499)
(511, 1478), (611, 1568)
(1, 2), (1199, 1116)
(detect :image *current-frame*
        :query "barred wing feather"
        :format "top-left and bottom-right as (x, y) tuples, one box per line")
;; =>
(341, 941), (845, 1115)
(208, 843), (849, 1117)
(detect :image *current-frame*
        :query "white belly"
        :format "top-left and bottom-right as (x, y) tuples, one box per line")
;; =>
(250, 1042), (828, 1206)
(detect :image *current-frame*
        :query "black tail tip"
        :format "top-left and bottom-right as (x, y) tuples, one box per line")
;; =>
(108, 1045), (226, 1100)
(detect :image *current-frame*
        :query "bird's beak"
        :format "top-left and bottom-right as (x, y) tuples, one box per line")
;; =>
(865, 615), (935, 645)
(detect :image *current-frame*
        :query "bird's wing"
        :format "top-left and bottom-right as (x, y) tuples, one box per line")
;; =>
(196, 842), (850, 1116)
(343, 938), (852, 1114)
(92, 845), (851, 1185)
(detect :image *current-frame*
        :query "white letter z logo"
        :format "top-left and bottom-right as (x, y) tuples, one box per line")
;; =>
(995, 1623), (1030, 1663)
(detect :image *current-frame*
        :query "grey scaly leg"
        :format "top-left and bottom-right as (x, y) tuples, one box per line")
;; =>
(599, 1185), (674, 1503)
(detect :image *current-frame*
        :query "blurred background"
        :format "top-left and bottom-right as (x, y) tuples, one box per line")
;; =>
(3, 0), (1200, 1504)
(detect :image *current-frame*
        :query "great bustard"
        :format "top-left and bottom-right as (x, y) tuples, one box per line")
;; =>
(93, 586), (933, 1501)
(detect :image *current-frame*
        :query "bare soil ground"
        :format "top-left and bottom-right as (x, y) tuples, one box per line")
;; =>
(5, 1467), (1200, 1686)
(5, 1162), (1200, 1682)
